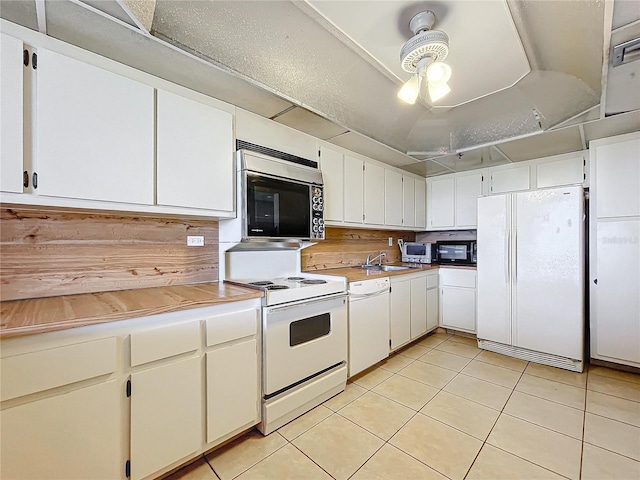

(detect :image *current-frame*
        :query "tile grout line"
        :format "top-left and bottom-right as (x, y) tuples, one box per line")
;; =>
(202, 453), (222, 480)
(287, 440), (339, 480)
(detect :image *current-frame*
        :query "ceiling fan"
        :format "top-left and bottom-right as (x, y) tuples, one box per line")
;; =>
(398, 10), (452, 105)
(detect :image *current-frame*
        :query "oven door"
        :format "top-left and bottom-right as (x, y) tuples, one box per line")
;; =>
(245, 172), (311, 239)
(263, 293), (347, 397)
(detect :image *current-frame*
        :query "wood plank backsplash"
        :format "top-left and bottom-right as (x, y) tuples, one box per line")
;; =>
(0, 207), (218, 301)
(301, 227), (416, 270)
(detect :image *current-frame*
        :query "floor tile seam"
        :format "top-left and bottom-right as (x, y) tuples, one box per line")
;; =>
(343, 441), (388, 480)
(224, 439), (289, 480)
(432, 345), (482, 360)
(512, 389), (588, 413)
(479, 442), (575, 480)
(334, 403), (421, 444)
(523, 371), (588, 389)
(359, 385), (430, 413)
(588, 371), (640, 387)
(471, 357), (528, 373)
(437, 386), (505, 413)
(413, 356), (471, 374)
(287, 440), (339, 480)
(579, 396), (587, 479)
(452, 371), (516, 393)
(202, 454), (222, 480)
(385, 437), (455, 480)
(581, 439), (640, 463)
(279, 409), (337, 442)
(424, 346), (476, 360)
(584, 409), (640, 430)
(394, 370), (454, 390)
(418, 408), (497, 443)
(585, 386), (640, 404)
(498, 410), (586, 443)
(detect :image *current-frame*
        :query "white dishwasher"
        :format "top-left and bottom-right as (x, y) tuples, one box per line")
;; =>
(348, 277), (391, 377)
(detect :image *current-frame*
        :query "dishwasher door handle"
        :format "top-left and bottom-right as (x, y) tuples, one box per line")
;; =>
(349, 289), (390, 299)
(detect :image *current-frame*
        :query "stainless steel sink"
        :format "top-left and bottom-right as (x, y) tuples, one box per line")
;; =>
(378, 265), (411, 271)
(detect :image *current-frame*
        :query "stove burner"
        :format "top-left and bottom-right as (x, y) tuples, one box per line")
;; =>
(264, 284), (290, 290)
(249, 281), (274, 286)
(287, 277), (306, 281)
(300, 279), (327, 285)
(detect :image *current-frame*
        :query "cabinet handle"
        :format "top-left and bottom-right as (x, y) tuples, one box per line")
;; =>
(23, 49), (29, 67)
(32, 52), (37, 69)
(23, 171), (29, 188)
(32, 172), (38, 189)
(593, 279), (597, 285)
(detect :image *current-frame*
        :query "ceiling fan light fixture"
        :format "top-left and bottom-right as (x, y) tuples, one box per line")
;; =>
(397, 74), (420, 104)
(426, 61), (452, 84)
(428, 82), (451, 102)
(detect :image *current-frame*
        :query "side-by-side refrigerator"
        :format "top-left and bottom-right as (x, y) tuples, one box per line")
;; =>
(477, 186), (585, 372)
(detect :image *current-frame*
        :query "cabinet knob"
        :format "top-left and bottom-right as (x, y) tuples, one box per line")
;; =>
(23, 171), (29, 188)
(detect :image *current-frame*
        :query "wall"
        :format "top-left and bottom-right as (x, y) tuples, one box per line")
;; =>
(302, 227), (416, 270)
(0, 206), (218, 302)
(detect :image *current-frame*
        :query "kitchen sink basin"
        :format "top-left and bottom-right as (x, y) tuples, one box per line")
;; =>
(378, 265), (411, 271)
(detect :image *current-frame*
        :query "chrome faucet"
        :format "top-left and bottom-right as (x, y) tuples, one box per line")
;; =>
(365, 252), (387, 266)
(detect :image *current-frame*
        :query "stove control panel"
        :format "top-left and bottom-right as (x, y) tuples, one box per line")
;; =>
(311, 186), (325, 240)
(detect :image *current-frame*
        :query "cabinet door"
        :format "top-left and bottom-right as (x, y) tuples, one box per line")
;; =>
(536, 156), (584, 189)
(344, 155), (364, 223)
(410, 276), (428, 339)
(0, 33), (23, 193)
(428, 178), (454, 228)
(320, 147), (344, 222)
(427, 287), (438, 331)
(0, 380), (121, 479)
(415, 179), (427, 228)
(441, 287), (476, 332)
(384, 169), (403, 226)
(157, 90), (233, 211)
(36, 49), (154, 204)
(364, 162), (385, 225)
(455, 173), (483, 228)
(490, 166), (530, 194)
(206, 339), (259, 443)
(403, 175), (416, 227)
(131, 357), (201, 480)
(595, 138), (640, 218)
(390, 279), (411, 349)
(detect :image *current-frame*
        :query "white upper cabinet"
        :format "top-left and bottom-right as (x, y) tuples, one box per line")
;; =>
(344, 155), (364, 223)
(402, 174), (416, 227)
(415, 178), (426, 228)
(490, 165), (530, 194)
(427, 177), (455, 228)
(384, 169), (403, 226)
(593, 137), (640, 218)
(455, 172), (483, 228)
(36, 49), (154, 204)
(1, 33), (24, 194)
(319, 146), (344, 222)
(157, 90), (233, 212)
(364, 162), (385, 225)
(536, 155), (585, 189)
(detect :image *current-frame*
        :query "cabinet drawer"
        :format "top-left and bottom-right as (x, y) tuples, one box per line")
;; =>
(440, 273), (477, 288)
(1, 337), (117, 401)
(130, 321), (200, 367)
(426, 274), (439, 289)
(206, 309), (258, 347)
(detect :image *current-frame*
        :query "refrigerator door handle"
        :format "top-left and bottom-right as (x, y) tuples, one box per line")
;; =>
(505, 230), (510, 283)
(514, 228), (518, 283)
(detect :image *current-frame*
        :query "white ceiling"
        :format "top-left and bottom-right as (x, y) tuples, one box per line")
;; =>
(307, 0), (531, 108)
(1, 0), (638, 177)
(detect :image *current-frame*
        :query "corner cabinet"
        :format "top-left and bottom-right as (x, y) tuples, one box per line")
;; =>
(35, 49), (155, 204)
(439, 268), (477, 333)
(427, 172), (484, 230)
(156, 90), (234, 212)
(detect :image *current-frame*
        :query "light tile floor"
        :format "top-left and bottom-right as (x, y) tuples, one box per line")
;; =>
(167, 332), (640, 480)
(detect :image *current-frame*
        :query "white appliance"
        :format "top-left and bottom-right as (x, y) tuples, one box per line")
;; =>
(348, 277), (391, 377)
(398, 240), (435, 264)
(477, 186), (585, 372)
(225, 251), (348, 435)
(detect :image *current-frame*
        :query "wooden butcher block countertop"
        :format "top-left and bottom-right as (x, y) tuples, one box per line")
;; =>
(0, 283), (263, 339)
(314, 263), (476, 283)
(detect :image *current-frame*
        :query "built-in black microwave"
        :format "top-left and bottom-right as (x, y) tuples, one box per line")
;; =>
(436, 240), (477, 265)
(240, 150), (325, 241)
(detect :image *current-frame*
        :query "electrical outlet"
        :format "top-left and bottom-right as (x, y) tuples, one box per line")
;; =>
(388, 237), (393, 247)
(187, 235), (205, 247)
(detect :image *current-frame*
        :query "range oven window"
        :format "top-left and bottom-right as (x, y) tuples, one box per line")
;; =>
(290, 313), (331, 347)
(246, 173), (310, 238)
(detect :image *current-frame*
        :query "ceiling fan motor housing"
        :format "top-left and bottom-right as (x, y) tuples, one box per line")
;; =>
(400, 29), (450, 73)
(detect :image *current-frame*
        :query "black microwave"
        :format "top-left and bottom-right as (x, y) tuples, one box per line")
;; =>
(436, 240), (477, 265)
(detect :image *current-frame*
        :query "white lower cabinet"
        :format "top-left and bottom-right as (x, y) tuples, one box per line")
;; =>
(0, 299), (261, 480)
(390, 270), (439, 351)
(0, 380), (121, 480)
(439, 268), (477, 333)
(130, 357), (202, 480)
(206, 339), (259, 444)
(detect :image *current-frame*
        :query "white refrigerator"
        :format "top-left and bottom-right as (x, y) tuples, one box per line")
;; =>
(477, 186), (585, 372)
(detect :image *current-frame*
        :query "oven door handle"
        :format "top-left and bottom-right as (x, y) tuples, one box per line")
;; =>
(265, 293), (347, 314)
